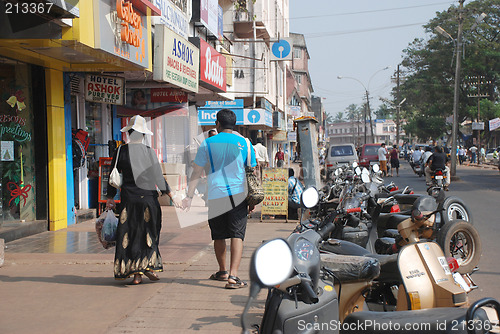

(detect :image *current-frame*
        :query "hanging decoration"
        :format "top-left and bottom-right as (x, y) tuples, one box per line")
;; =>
(6, 90), (26, 112)
(8, 182), (32, 206)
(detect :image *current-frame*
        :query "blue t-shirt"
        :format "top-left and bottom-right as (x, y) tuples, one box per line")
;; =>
(194, 132), (257, 200)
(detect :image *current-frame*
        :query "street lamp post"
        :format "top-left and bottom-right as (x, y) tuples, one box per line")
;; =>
(435, 1), (486, 177)
(338, 66), (390, 144)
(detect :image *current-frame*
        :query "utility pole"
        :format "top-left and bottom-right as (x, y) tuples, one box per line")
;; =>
(466, 76), (490, 155)
(450, 0), (464, 177)
(396, 64), (401, 146)
(366, 90), (374, 143)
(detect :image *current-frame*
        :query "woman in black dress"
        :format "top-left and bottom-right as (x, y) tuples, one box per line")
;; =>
(106, 115), (181, 284)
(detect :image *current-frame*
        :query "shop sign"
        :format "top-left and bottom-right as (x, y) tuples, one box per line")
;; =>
(85, 74), (124, 105)
(288, 105), (301, 117)
(489, 118), (500, 131)
(96, 0), (150, 68)
(150, 88), (188, 103)
(273, 111), (284, 130)
(272, 130), (287, 142)
(199, 39), (226, 92)
(218, 6), (223, 40)
(244, 109), (273, 127)
(200, 0), (219, 37)
(262, 98), (273, 113)
(198, 99), (244, 126)
(261, 168), (288, 217)
(152, 0), (189, 39)
(153, 25), (199, 93)
(270, 39), (293, 61)
(287, 132), (297, 142)
(472, 122), (484, 131)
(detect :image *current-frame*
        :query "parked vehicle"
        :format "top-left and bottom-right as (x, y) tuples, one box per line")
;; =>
(325, 143), (358, 171)
(358, 143), (382, 168)
(241, 189), (500, 333)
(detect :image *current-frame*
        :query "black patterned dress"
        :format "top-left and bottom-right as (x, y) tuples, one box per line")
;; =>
(107, 144), (170, 280)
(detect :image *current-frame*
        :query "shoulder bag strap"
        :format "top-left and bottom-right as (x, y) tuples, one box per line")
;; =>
(290, 178), (298, 195)
(245, 138), (251, 167)
(113, 145), (122, 169)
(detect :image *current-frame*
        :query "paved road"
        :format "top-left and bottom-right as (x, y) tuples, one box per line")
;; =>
(387, 160), (500, 301)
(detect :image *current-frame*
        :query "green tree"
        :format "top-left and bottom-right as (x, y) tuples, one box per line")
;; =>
(397, 0), (500, 142)
(375, 104), (393, 119)
(334, 112), (345, 123)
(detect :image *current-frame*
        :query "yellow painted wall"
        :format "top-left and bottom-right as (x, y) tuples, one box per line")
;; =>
(45, 68), (68, 231)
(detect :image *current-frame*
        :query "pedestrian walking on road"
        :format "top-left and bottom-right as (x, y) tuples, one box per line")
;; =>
(378, 143), (389, 177)
(253, 137), (269, 183)
(469, 145), (478, 164)
(275, 145), (285, 167)
(390, 145), (400, 177)
(106, 115), (181, 285)
(182, 109), (256, 289)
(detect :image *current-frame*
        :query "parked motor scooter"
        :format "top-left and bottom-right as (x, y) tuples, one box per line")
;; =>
(240, 189), (500, 333)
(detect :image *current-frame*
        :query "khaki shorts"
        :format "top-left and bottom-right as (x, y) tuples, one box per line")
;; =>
(380, 160), (387, 172)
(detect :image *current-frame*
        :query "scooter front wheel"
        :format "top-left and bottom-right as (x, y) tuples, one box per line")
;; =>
(437, 220), (482, 274)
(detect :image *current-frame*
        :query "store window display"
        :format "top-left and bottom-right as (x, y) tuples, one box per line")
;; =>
(0, 60), (36, 223)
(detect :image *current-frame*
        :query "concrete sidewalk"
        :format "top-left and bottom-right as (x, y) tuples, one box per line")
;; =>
(0, 204), (295, 334)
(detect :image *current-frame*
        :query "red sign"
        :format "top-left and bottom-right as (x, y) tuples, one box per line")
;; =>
(150, 88), (188, 103)
(200, 39), (226, 92)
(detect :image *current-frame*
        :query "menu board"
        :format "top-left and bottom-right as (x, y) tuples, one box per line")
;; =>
(261, 168), (288, 219)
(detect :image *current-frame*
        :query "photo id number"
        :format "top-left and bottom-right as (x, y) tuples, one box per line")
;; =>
(451, 319), (493, 331)
(5, 2), (54, 14)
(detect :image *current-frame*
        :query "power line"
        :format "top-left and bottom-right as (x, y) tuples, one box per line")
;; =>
(305, 22), (427, 39)
(290, 1), (455, 21)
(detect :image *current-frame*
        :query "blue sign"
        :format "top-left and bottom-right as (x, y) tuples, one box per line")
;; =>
(271, 39), (292, 60)
(198, 99), (245, 125)
(244, 109), (273, 127)
(201, 99), (244, 109)
(247, 109), (261, 123)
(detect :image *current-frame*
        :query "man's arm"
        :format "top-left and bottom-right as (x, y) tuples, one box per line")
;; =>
(182, 162), (204, 210)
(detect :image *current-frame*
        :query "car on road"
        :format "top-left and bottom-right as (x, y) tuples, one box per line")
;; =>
(325, 143), (358, 170)
(358, 143), (382, 168)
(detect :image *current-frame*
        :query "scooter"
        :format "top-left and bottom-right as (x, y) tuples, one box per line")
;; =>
(241, 190), (500, 333)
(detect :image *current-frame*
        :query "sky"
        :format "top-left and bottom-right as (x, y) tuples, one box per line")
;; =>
(289, 0), (457, 119)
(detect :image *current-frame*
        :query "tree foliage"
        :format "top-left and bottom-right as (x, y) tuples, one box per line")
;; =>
(397, 0), (500, 143)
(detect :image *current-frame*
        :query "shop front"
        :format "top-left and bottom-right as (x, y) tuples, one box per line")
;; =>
(0, 58), (48, 227)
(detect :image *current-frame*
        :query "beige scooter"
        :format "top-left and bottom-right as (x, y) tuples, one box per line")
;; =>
(320, 209), (475, 321)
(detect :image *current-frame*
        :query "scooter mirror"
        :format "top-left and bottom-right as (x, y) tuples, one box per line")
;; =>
(355, 167), (362, 175)
(335, 168), (341, 176)
(361, 173), (371, 184)
(352, 161), (358, 168)
(252, 239), (293, 287)
(372, 164), (380, 173)
(362, 168), (369, 175)
(301, 187), (320, 208)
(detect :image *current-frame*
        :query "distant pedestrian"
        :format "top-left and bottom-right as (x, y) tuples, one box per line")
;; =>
(288, 168), (304, 220)
(182, 109), (256, 289)
(458, 146), (466, 165)
(469, 145), (478, 164)
(390, 145), (400, 177)
(275, 145), (285, 168)
(378, 143), (388, 177)
(106, 115), (181, 284)
(253, 137), (269, 182)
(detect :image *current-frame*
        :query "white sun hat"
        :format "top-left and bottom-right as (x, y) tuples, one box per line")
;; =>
(120, 115), (153, 135)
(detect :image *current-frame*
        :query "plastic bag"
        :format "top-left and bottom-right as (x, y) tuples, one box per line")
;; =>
(95, 210), (117, 249)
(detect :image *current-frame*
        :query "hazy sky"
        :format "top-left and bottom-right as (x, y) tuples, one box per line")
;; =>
(289, 0), (456, 118)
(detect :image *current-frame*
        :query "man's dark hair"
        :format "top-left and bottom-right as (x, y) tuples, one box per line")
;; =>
(288, 168), (295, 177)
(216, 109), (237, 129)
(256, 137), (264, 144)
(381, 143), (386, 147)
(208, 129), (217, 137)
(435, 146), (443, 153)
(425, 146), (432, 152)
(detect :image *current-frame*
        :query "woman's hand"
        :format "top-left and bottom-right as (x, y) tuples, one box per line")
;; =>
(171, 196), (182, 208)
(106, 198), (116, 210)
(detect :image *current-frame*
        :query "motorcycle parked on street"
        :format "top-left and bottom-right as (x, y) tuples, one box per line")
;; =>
(240, 188), (500, 333)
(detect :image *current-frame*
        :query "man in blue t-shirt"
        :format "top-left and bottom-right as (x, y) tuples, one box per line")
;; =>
(182, 109), (256, 289)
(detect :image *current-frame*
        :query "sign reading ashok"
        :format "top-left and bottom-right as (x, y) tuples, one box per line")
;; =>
(261, 168), (288, 219)
(154, 25), (199, 93)
(85, 74), (124, 105)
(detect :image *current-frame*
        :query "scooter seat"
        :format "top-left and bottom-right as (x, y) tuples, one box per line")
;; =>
(382, 229), (399, 238)
(320, 253), (380, 283)
(393, 193), (423, 205)
(376, 214), (408, 233)
(342, 306), (488, 334)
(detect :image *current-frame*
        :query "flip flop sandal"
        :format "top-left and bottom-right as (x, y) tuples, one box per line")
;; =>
(144, 271), (160, 281)
(209, 270), (229, 281)
(225, 275), (248, 289)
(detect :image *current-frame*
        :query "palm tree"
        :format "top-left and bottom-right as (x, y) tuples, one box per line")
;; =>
(334, 112), (344, 123)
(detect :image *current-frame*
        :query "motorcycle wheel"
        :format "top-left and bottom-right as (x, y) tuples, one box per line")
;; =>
(442, 196), (472, 225)
(437, 220), (482, 274)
